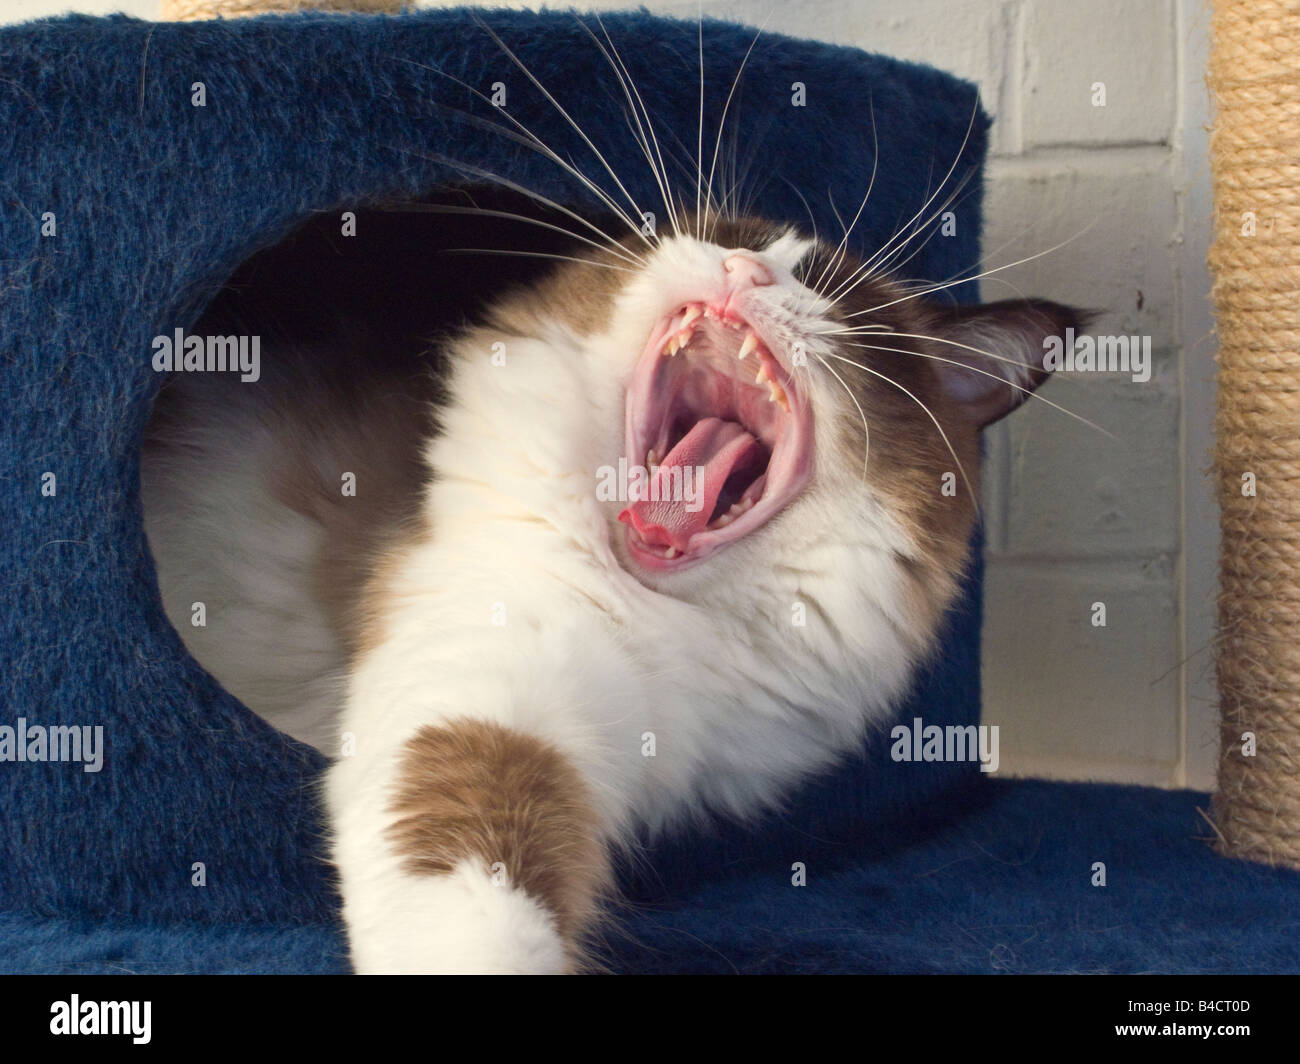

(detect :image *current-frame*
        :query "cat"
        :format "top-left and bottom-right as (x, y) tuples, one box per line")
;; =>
(141, 25), (1085, 973)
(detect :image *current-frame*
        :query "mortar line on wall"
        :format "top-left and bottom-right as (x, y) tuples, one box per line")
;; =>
(1005, 0), (1026, 156)
(1172, 0), (1190, 792)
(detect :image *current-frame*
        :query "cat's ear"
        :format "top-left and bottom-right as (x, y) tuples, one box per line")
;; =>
(927, 299), (1092, 427)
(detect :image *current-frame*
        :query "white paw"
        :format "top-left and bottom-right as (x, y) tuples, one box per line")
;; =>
(346, 860), (568, 975)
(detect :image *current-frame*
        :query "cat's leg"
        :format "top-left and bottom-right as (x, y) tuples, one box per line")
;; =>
(328, 713), (612, 974)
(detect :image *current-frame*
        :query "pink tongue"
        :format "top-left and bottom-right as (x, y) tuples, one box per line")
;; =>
(619, 417), (760, 552)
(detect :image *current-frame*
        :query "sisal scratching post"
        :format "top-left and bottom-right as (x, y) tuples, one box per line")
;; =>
(1208, 0), (1300, 868)
(160, 0), (402, 20)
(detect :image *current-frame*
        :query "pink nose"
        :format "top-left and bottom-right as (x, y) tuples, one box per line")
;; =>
(723, 253), (775, 288)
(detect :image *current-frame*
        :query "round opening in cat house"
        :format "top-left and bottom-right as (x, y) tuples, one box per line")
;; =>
(139, 190), (610, 752)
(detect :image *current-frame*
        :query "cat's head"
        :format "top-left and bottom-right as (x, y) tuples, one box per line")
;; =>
(514, 216), (1082, 650)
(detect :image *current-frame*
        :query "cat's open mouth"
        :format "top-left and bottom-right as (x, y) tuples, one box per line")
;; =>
(620, 301), (814, 570)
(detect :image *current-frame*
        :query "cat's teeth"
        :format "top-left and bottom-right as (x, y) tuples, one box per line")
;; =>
(703, 307), (717, 319)
(712, 512), (734, 528)
(680, 305), (703, 329)
(663, 328), (697, 356)
(767, 381), (789, 409)
(755, 362), (771, 385)
(738, 333), (759, 360)
(664, 546), (679, 559)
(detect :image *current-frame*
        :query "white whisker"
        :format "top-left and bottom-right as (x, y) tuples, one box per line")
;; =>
(704, 18), (769, 244)
(469, 15), (660, 246)
(393, 59), (651, 248)
(584, 14), (685, 239)
(851, 166), (977, 290)
(854, 101), (979, 278)
(822, 101), (981, 309)
(405, 202), (646, 267)
(696, 15), (705, 238)
(823, 351), (977, 508)
(825, 167), (976, 312)
(811, 352), (870, 483)
(838, 338), (1115, 438)
(812, 96), (878, 298)
(389, 151), (647, 267)
(842, 224), (1096, 318)
(779, 176), (820, 247)
(443, 248), (637, 272)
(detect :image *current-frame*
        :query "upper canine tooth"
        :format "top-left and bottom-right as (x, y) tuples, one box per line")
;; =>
(681, 305), (703, 328)
(738, 333), (759, 360)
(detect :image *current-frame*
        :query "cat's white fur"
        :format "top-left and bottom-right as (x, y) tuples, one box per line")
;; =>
(146, 231), (941, 973)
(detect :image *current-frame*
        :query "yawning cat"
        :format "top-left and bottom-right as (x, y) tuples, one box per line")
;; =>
(131, 2), (1094, 975)
(142, 204), (1080, 972)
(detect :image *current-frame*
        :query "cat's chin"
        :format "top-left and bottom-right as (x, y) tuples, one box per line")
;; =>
(619, 300), (814, 571)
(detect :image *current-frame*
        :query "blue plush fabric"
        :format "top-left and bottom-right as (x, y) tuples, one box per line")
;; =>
(7, 781), (1299, 974)
(6, 8), (1291, 977)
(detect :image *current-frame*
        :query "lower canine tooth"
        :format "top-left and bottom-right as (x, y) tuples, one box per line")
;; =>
(664, 546), (679, 559)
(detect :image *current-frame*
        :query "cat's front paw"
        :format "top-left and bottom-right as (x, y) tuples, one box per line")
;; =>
(347, 860), (570, 975)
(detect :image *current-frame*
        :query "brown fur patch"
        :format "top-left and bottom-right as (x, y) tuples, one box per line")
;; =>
(388, 718), (610, 966)
(484, 247), (628, 338)
(346, 514), (428, 662)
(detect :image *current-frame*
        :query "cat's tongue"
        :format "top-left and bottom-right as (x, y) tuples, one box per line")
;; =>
(619, 417), (760, 553)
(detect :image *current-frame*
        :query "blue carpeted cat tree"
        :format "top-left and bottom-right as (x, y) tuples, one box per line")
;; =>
(1, 8), (1296, 974)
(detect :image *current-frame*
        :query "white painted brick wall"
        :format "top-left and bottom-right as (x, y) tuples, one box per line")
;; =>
(7, 0), (1215, 789)
(1023, 0), (1176, 147)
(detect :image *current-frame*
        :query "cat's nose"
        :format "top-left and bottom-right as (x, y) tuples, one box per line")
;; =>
(723, 253), (775, 289)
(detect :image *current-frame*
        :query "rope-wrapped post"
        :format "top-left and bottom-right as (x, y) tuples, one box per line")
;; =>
(1209, 0), (1300, 868)
(160, 0), (401, 20)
